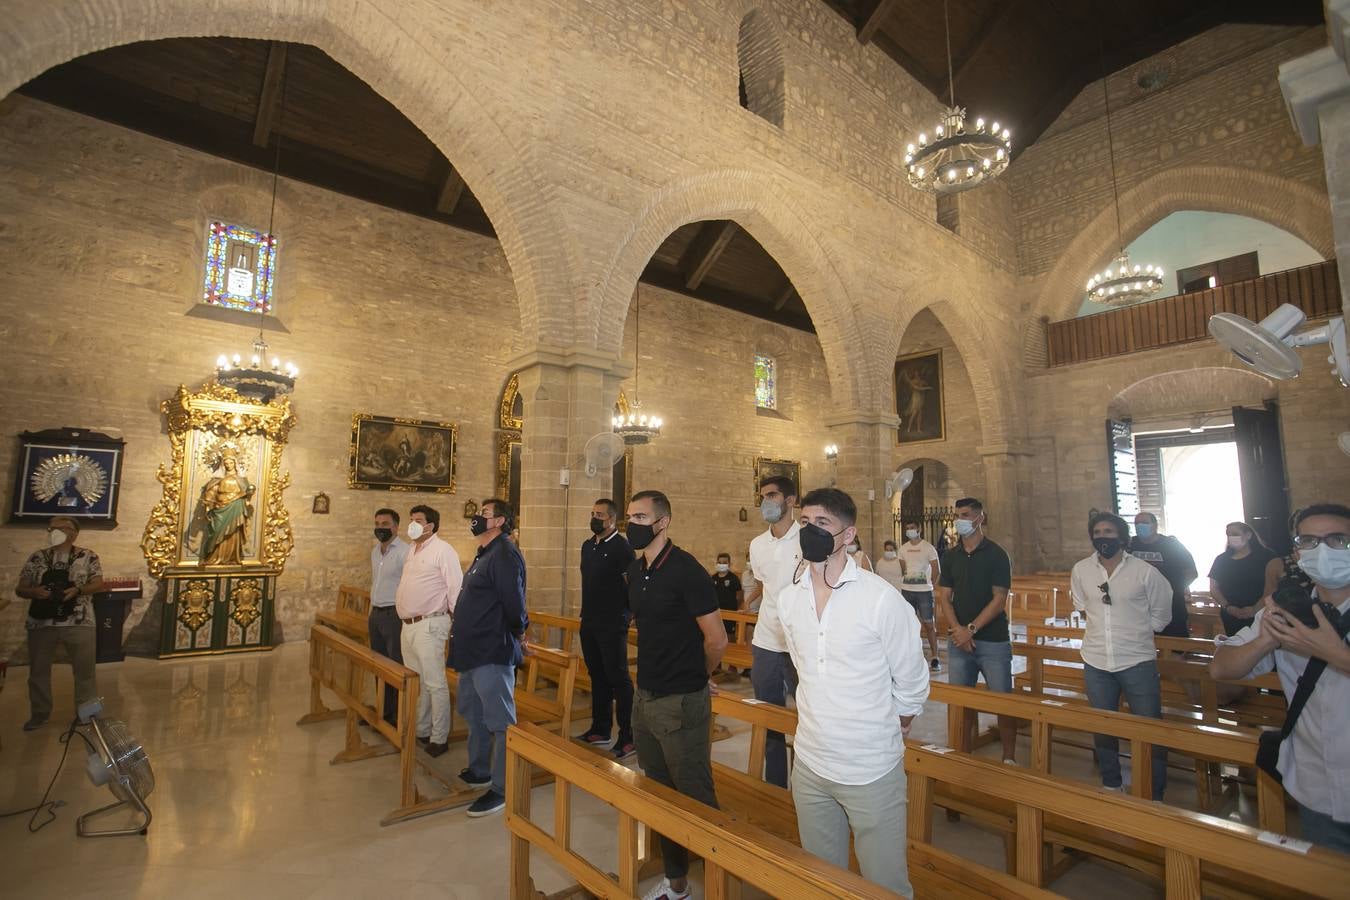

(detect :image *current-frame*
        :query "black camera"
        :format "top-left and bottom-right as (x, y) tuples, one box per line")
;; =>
(38, 566), (77, 621)
(1273, 582), (1343, 631)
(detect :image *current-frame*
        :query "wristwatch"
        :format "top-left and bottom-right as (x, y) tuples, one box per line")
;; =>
(966, 622), (977, 634)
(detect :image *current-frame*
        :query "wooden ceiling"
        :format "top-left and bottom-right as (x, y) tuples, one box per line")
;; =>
(18, 38), (812, 331)
(825, 0), (1323, 152)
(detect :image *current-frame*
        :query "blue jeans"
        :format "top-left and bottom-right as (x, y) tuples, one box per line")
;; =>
(1083, 660), (1166, 799)
(947, 639), (1013, 692)
(751, 645), (798, 788)
(456, 663), (517, 795)
(1299, 803), (1350, 855)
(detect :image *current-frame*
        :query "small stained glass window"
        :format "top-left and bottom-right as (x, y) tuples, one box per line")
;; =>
(202, 221), (277, 313)
(754, 353), (777, 410)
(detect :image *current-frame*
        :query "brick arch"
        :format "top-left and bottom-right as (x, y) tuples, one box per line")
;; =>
(592, 169), (876, 410)
(1024, 164), (1333, 366)
(1106, 366), (1277, 421)
(0, 0), (576, 347)
(736, 8), (785, 128)
(892, 455), (979, 502)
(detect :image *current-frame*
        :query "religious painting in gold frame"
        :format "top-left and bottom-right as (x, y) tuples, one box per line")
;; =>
(895, 348), (945, 445)
(496, 373), (524, 516)
(349, 413), (457, 493)
(752, 456), (801, 506)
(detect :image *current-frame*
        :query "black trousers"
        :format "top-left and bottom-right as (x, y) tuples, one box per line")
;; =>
(368, 606), (403, 726)
(579, 623), (633, 739)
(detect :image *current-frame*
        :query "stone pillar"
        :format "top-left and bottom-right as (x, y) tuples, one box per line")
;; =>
(978, 444), (1037, 573)
(824, 410), (901, 557)
(507, 348), (630, 615)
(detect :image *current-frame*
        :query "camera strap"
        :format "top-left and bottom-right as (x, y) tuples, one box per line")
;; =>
(1256, 612), (1350, 783)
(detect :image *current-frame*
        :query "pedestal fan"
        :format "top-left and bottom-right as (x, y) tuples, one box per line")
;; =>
(76, 699), (153, 837)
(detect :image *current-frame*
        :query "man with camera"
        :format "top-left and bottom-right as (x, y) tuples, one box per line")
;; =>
(15, 516), (106, 731)
(1211, 503), (1350, 853)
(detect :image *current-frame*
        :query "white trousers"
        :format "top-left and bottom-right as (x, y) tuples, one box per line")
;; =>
(399, 614), (451, 743)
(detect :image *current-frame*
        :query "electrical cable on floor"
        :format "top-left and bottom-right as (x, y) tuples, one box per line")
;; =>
(0, 718), (93, 832)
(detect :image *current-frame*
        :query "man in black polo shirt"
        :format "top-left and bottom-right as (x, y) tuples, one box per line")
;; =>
(935, 497), (1017, 763)
(450, 498), (529, 819)
(626, 490), (727, 900)
(579, 498), (637, 758)
(1129, 511), (1198, 637)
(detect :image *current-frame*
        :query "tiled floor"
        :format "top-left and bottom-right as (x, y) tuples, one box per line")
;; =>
(1, 642), (1259, 898)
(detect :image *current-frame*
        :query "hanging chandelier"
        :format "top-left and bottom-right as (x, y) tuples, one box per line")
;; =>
(903, 0), (1011, 196)
(613, 286), (663, 445)
(1084, 33), (1162, 307)
(215, 55), (300, 401)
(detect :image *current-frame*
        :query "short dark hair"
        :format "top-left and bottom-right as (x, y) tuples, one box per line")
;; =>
(800, 487), (857, 526)
(631, 489), (671, 519)
(1088, 511), (1129, 540)
(374, 507), (400, 525)
(954, 497), (983, 515)
(717, 551), (731, 561)
(883, 539), (897, 549)
(409, 504), (440, 533)
(1135, 511), (1158, 524)
(1293, 503), (1350, 531)
(593, 498), (618, 518)
(482, 497), (515, 533)
(758, 475), (798, 502)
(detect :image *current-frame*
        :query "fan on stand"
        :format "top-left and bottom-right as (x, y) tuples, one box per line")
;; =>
(582, 432), (625, 478)
(77, 699), (153, 837)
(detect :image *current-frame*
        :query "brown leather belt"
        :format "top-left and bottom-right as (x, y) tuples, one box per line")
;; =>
(401, 611), (448, 625)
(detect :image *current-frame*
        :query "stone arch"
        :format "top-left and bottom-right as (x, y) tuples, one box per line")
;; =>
(736, 9), (785, 127)
(0, 0), (576, 347)
(1024, 164), (1333, 366)
(592, 169), (876, 409)
(1106, 366), (1277, 421)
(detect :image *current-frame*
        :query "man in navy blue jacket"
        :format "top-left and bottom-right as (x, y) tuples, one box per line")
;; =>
(451, 497), (528, 818)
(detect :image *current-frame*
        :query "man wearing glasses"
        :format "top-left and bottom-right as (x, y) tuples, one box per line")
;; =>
(1211, 503), (1350, 853)
(1070, 511), (1173, 797)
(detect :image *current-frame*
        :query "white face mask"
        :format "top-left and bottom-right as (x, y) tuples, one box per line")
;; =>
(1298, 543), (1350, 590)
(48, 529), (68, 547)
(883, 550), (897, 559)
(716, 563), (729, 573)
(846, 544), (859, 554)
(905, 529), (920, 541)
(1226, 535), (1247, 550)
(407, 521), (425, 541)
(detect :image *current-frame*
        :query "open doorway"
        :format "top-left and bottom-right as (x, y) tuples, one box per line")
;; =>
(1157, 441), (1243, 589)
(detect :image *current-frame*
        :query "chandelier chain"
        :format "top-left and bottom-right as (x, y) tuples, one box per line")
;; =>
(1098, 25), (1124, 254)
(944, 0), (956, 109)
(633, 285), (641, 404)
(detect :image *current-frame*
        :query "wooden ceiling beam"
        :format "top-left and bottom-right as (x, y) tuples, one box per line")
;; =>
(435, 166), (466, 215)
(640, 264), (815, 334)
(772, 281), (797, 312)
(952, 0), (1021, 88)
(251, 42), (288, 148)
(857, 0), (902, 45)
(679, 220), (740, 290)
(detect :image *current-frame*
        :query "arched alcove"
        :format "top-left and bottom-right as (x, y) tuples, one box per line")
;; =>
(737, 9), (785, 127)
(1107, 366), (1277, 423)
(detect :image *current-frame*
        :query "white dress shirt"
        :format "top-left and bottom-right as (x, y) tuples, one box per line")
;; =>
(395, 534), (463, 619)
(778, 554), (930, 784)
(370, 539), (410, 608)
(1223, 597), (1350, 823)
(749, 521), (802, 653)
(1070, 552), (1172, 672)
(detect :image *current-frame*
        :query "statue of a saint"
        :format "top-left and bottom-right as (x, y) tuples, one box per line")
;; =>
(190, 451), (255, 565)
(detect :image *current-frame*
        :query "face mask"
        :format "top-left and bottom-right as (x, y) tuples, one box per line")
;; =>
(407, 521), (425, 541)
(589, 517), (607, 535)
(1093, 537), (1122, 559)
(905, 529), (920, 541)
(799, 522), (843, 563)
(883, 550), (897, 560)
(954, 519), (976, 537)
(373, 527), (393, 543)
(470, 515), (490, 537)
(1226, 535), (1247, 550)
(846, 544), (859, 554)
(1135, 523), (1155, 539)
(716, 563), (729, 573)
(760, 499), (784, 524)
(626, 521), (662, 550)
(1298, 543), (1350, 590)
(48, 529), (68, 547)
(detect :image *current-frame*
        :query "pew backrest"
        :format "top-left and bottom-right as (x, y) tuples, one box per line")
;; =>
(315, 584), (371, 643)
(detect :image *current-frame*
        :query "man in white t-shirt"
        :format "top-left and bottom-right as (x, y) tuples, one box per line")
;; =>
(741, 474), (802, 788)
(898, 523), (941, 670)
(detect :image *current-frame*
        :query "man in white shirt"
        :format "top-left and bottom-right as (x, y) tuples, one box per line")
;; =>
(779, 488), (929, 896)
(899, 524), (941, 670)
(1211, 503), (1350, 854)
(394, 504), (463, 757)
(1070, 511), (1172, 798)
(369, 507), (410, 727)
(741, 475), (802, 788)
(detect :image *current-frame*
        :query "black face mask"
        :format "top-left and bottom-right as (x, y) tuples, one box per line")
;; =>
(626, 521), (662, 550)
(373, 527), (394, 542)
(589, 517), (607, 535)
(470, 515), (490, 537)
(799, 522), (844, 563)
(1093, 537), (1123, 559)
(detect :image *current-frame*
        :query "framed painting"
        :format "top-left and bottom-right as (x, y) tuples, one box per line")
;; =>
(10, 427), (126, 525)
(752, 456), (801, 505)
(349, 414), (457, 493)
(895, 349), (945, 445)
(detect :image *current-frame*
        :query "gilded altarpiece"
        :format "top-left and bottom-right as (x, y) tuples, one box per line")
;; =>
(141, 383), (295, 657)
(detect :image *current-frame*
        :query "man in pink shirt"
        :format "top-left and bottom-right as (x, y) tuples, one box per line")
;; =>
(395, 504), (462, 757)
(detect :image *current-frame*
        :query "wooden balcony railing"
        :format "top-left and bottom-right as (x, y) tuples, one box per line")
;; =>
(1045, 259), (1340, 366)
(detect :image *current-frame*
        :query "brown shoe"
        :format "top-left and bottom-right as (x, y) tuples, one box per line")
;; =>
(426, 741), (449, 758)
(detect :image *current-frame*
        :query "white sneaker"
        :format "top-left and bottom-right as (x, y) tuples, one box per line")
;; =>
(641, 878), (691, 900)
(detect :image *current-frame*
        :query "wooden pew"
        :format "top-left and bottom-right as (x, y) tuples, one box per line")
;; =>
(314, 584), (372, 643)
(907, 745), (1350, 898)
(719, 610), (757, 673)
(505, 720), (897, 899)
(710, 692), (800, 843)
(445, 643), (580, 742)
(524, 611), (637, 697)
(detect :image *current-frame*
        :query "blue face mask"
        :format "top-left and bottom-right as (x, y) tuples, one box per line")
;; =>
(1135, 523), (1155, 539)
(954, 519), (976, 537)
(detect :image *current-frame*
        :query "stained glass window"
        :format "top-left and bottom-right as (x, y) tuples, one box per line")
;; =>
(202, 221), (277, 313)
(754, 353), (777, 410)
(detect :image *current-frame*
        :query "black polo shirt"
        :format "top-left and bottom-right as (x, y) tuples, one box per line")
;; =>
(629, 540), (718, 695)
(712, 570), (741, 611)
(938, 536), (1012, 642)
(580, 529), (635, 628)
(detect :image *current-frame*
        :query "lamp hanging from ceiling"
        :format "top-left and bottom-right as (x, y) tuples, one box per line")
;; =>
(903, 0), (1012, 195)
(216, 53), (299, 402)
(1084, 26), (1163, 307)
(613, 285), (663, 445)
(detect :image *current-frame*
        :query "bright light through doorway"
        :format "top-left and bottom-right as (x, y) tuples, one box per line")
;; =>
(1159, 442), (1244, 591)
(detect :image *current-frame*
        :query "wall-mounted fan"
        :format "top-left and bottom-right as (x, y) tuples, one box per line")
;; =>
(886, 467), (915, 513)
(77, 700), (153, 837)
(1209, 303), (1349, 385)
(582, 432), (625, 478)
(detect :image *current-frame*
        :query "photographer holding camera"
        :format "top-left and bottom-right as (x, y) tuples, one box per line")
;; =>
(14, 516), (106, 732)
(1211, 503), (1350, 853)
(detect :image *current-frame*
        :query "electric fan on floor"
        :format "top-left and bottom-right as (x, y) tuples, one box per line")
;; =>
(76, 699), (153, 837)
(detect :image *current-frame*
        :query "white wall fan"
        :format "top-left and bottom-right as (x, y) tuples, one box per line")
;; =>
(1208, 303), (1349, 385)
(582, 432), (625, 478)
